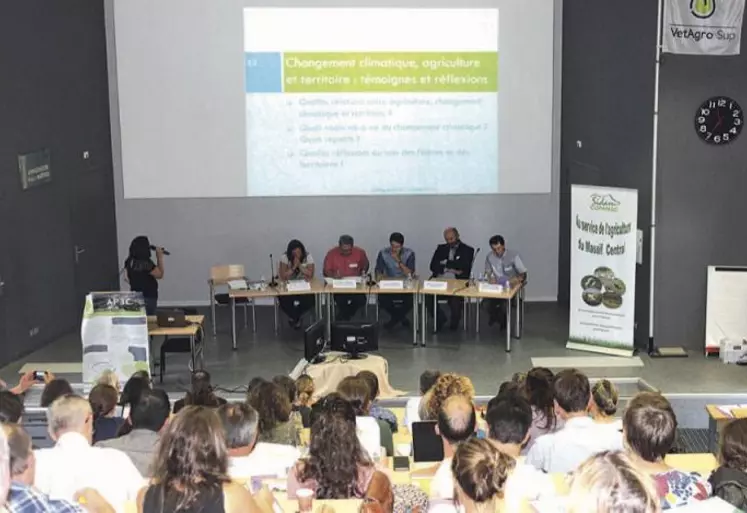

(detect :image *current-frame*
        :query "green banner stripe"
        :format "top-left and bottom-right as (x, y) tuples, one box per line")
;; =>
(283, 52), (498, 93)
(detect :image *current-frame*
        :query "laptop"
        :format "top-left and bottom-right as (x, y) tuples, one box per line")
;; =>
(156, 309), (189, 328)
(411, 421), (445, 462)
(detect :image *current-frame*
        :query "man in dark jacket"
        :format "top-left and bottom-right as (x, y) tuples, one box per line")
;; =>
(428, 227), (475, 330)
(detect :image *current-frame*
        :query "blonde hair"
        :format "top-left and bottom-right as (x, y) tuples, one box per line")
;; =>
(423, 373), (475, 420)
(452, 438), (514, 513)
(96, 370), (120, 392)
(295, 374), (315, 406)
(592, 379), (619, 416)
(568, 451), (660, 513)
(48, 395), (91, 436)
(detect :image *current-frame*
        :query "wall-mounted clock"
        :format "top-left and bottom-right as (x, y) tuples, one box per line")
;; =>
(695, 96), (743, 145)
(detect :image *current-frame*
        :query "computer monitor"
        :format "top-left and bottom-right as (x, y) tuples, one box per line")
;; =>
(330, 321), (379, 360)
(304, 320), (326, 364)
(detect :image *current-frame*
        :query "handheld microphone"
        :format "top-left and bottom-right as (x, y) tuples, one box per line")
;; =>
(269, 254), (278, 287)
(150, 245), (171, 256)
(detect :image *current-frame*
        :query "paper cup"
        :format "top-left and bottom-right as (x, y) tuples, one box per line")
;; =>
(297, 488), (314, 513)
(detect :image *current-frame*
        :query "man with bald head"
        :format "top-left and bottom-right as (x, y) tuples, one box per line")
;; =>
(428, 227), (475, 330)
(431, 394), (477, 499)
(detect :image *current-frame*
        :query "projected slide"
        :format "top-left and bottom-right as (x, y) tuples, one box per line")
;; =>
(244, 8), (499, 197)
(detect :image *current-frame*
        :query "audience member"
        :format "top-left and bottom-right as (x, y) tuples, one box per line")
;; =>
(404, 369), (440, 430)
(247, 377), (267, 396)
(88, 384), (125, 444)
(710, 418), (747, 510)
(34, 395), (143, 508)
(567, 451), (661, 513)
(357, 370), (398, 433)
(293, 374), (315, 428)
(173, 370), (227, 414)
(96, 370), (120, 393)
(526, 369), (623, 473)
(97, 388), (170, 476)
(337, 376), (393, 458)
(484, 395), (554, 507)
(217, 403), (300, 480)
(431, 395), (477, 500)
(40, 378), (74, 408)
(116, 372), (153, 438)
(522, 367), (562, 453)
(624, 391), (710, 509)
(0, 390), (24, 423)
(139, 406), (259, 513)
(247, 381), (299, 446)
(4, 370), (37, 396)
(420, 373), (475, 422)
(590, 379), (621, 432)
(272, 375), (305, 434)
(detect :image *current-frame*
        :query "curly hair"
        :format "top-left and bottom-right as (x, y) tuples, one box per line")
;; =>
(300, 393), (372, 499)
(422, 373), (475, 421)
(247, 381), (292, 433)
(295, 375), (315, 407)
(151, 406), (230, 511)
(524, 367), (556, 431)
(452, 437), (515, 504)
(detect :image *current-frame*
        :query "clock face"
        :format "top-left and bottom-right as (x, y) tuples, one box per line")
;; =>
(695, 96), (743, 145)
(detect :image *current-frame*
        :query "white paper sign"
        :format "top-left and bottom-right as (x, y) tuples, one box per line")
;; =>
(286, 280), (312, 292)
(332, 279), (358, 289)
(227, 279), (248, 290)
(567, 185), (637, 356)
(379, 280), (404, 290)
(423, 281), (448, 292)
(478, 282), (505, 294)
(663, 0), (745, 55)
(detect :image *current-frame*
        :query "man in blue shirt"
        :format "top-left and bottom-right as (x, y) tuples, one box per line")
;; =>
(375, 232), (416, 330)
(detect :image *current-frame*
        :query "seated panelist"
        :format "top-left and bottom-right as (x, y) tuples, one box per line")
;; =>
(428, 227), (474, 331)
(323, 234), (369, 321)
(375, 232), (415, 330)
(278, 239), (315, 329)
(483, 235), (527, 329)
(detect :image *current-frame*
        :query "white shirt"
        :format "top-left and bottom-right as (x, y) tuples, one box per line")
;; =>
(228, 442), (301, 480)
(34, 432), (144, 512)
(404, 397), (422, 430)
(504, 461), (556, 509)
(356, 416), (382, 460)
(431, 457), (454, 499)
(525, 416), (624, 474)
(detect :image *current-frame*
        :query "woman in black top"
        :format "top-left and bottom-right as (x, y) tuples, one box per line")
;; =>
(124, 236), (164, 315)
(173, 370), (227, 414)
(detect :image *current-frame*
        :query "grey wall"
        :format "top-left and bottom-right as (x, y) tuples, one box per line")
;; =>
(559, 0), (657, 349)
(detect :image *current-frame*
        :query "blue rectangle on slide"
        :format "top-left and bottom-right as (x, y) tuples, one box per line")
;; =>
(245, 52), (282, 93)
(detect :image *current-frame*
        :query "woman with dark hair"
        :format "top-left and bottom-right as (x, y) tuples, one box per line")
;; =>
(278, 239), (315, 329)
(337, 376), (393, 458)
(174, 370), (227, 414)
(522, 367), (562, 454)
(124, 235), (164, 315)
(710, 418), (747, 509)
(247, 381), (299, 446)
(39, 377), (74, 408)
(117, 371), (152, 437)
(89, 383), (125, 443)
(138, 406), (259, 513)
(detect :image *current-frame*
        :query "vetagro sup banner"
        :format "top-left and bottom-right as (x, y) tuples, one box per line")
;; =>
(663, 0), (745, 55)
(567, 185), (638, 356)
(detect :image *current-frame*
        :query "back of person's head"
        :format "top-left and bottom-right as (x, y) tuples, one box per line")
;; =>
(720, 418), (747, 471)
(485, 395), (533, 445)
(48, 395), (92, 440)
(424, 373), (475, 420)
(0, 391), (24, 423)
(437, 395), (476, 446)
(496, 381), (521, 399)
(337, 377), (372, 416)
(4, 424), (32, 482)
(187, 370), (220, 407)
(419, 369), (441, 395)
(131, 388), (170, 432)
(510, 372), (527, 386)
(120, 371), (151, 408)
(295, 374), (315, 406)
(452, 438), (515, 506)
(217, 402), (259, 450)
(96, 370), (120, 392)
(568, 451), (660, 513)
(247, 377), (268, 396)
(272, 375), (297, 405)
(592, 379), (619, 417)
(524, 367), (556, 429)
(40, 379), (74, 408)
(128, 235), (151, 261)
(247, 381), (291, 433)
(357, 371), (380, 400)
(623, 392), (677, 462)
(553, 369), (590, 414)
(152, 406), (229, 509)
(88, 384), (118, 420)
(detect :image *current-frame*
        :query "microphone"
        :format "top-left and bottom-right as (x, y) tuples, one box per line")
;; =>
(269, 254), (278, 288)
(365, 270), (376, 288)
(150, 245), (171, 256)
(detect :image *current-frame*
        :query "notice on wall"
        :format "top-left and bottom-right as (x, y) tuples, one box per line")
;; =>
(663, 0), (745, 55)
(18, 149), (51, 190)
(567, 185), (638, 356)
(81, 292), (150, 387)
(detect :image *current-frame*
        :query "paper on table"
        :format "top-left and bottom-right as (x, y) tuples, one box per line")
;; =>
(227, 279), (248, 290)
(717, 405), (747, 418)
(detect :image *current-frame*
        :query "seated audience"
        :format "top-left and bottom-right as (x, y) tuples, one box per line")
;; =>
(0, 390), (24, 423)
(567, 451), (660, 513)
(710, 418), (747, 510)
(247, 381), (299, 446)
(293, 374), (314, 428)
(288, 394), (386, 501)
(431, 395), (477, 500)
(247, 377), (267, 397)
(97, 388), (170, 476)
(357, 370), (398, 433)
(173, 370), (227, 414)
(405, 369), (441, 430)
(624, 391), (710, 509)
(96, 370), (120, 393)
(40, 378), (74, 408)
(420, 373), (475, 421)
(484, 395), (555, 507)
(217, 403), (300, 480)
(138, 406), (259, 513)
(590, 379), (622, 432)
(34, 395), (143, 507)
(88, 384), (125, 444)
(526, 369), (623, 474)
(337, 376), (393, 458)
(116, 372), (153, 437)
(522, 367), (562, 453)
(272, 375), (305, 433)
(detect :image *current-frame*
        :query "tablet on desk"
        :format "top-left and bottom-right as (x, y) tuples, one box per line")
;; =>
(411, 421), (444, 463)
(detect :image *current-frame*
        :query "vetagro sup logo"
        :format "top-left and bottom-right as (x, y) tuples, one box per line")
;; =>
(590, 194), (620, 212)
(691, 0), (716, 19)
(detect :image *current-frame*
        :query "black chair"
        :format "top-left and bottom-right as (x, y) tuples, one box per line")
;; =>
(158, 307), (202, 383)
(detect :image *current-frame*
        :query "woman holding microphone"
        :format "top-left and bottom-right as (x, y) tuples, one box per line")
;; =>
(124, 236), (164, 315)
